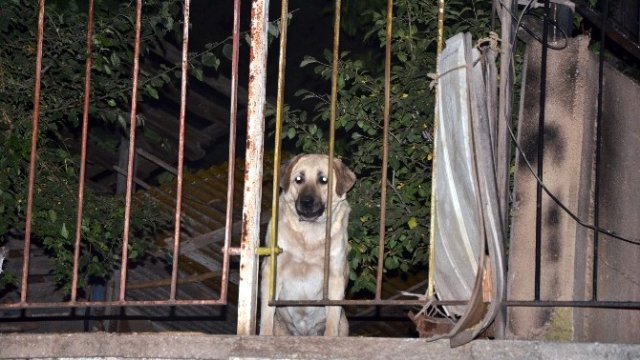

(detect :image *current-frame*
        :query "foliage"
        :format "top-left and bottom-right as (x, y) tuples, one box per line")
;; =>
(0, 0), (225, 293)
(279, 0), (494, 294)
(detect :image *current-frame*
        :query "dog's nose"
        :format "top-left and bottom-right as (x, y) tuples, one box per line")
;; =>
(300, 195), (314, 208)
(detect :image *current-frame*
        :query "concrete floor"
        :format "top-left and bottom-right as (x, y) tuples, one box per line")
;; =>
(1, 333), (639, 359)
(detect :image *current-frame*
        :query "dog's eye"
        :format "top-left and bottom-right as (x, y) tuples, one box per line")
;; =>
(319, 176), (328, 185)
(294, 175), (304, 184)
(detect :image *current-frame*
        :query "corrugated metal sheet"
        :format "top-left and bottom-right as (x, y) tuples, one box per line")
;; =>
(432, 32), (505, 346)
(433, 33), (483, 313)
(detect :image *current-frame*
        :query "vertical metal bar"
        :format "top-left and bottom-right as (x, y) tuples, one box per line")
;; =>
(220, 0), (242, 304)
(494, 0), (515, 340)
(237, 0), (269, 336)
(427, 0), (446, 299)
(593, 0), (609, 302)
(119, 0), (144, 302)
(269, 0), (289, 302)
(170, 0), (191, 301)
(71, 0), (96, 302)
(376, 0), (393, 301)
(21, 0), (46, 304)
(534, 0), (551, 301)
(324, 0), (341, 301)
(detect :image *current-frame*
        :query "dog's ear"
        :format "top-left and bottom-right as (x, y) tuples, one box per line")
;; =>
(279, 155), (303, 192)
(333, 159), (356, 196)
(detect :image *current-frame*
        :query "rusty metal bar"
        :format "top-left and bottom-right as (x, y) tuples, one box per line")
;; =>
(119, 0), (144, 302)
(169, 0), (192, 302)
(220, 0), (242, 305)
(376, 0), (393, 301)
(270, 299), (470, 307)
(0, 299), (228, 310)
(427, 0), (446, 299)
(228, 247), (242, 256)
(70, 0), (96, 303)
(505, 300), (640, 309)
(20, 0), (46, 304)
(268, 299), (640, 309)
(267, 0), (289, 302)
(323, 0), (342, 302)
(237, 0), (269, 336)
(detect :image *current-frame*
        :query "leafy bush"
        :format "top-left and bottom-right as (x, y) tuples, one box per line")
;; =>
(280, 0), (494, 294)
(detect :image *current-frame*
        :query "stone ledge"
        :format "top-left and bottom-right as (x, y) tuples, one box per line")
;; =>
(1, 333), (639, 359)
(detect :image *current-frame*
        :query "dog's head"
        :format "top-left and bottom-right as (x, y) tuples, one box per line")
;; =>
(280, 154), (356, 222)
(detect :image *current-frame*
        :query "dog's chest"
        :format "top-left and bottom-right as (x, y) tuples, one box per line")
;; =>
(277, 251), (324, 300)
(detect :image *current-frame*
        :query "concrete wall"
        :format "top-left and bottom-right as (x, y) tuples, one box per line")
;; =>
(508, 35), (640, 342)
(508, 36), (598, 341)
(573, 57), (640, 343)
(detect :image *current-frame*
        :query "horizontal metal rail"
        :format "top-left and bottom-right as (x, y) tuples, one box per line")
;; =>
(267, 299), (640, 310)
(0, 299), (227, 310)
(506, 300), (640, 310)
(269, 299), (470, 307)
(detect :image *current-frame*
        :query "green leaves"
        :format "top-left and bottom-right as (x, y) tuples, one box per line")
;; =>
(201, 52), (220, 69)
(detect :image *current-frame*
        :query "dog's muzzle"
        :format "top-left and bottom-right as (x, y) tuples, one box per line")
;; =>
(295, 194), (325, 222)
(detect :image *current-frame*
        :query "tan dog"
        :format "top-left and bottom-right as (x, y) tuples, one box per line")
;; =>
(259, 154), (356, 336)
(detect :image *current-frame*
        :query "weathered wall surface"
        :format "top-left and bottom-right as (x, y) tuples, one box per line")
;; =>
(573, 59), (640, 343)
(508, 35), (640, 342)
(508, 36), (598, 341)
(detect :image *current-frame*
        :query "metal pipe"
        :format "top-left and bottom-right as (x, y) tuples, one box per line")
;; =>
(324, 0), (342, 302)
(2, 297), (639, 311)
(494, 0), (517, 339)
(534, 0), (551, 302)
(268, 0), (289, 303)
(593, 0), (609, 303)
(120, 0), (144, 302)
(506, 300), (640, 309)
(220, 0), (242, 304)
(236, 0), (269, 336)
(71, 0), (96, 303)
(0, 299), (229, 310)
(270, 299), (470, 307)
(21, 0), (46, 304)
(427, 0), (446, 299)
(170, 0), (192, 301)
(376, 0), (393, 301)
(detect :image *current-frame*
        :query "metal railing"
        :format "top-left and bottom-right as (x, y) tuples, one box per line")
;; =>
(0, 0), (243, 311)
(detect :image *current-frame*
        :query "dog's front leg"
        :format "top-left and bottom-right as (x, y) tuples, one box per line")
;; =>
(324, 272), (347, 336)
